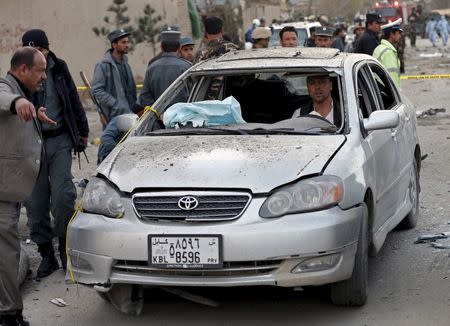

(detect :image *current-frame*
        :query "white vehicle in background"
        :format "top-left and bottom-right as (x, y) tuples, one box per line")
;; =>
(269, 21), (321, 47)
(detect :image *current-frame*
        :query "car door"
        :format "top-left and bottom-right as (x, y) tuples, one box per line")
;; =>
(367, 63), (413, 218)
(355, 63), (400, 231)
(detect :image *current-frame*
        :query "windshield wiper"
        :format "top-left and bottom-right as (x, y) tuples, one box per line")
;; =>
(303, 125), (338, 134)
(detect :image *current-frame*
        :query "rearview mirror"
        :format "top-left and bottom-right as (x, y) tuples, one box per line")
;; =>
(363, 111), (399, 131)
(116, 114), (139, 133)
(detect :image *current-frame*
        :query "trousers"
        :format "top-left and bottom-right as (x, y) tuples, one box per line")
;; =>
(24, 132), (76, 245)
(0, 201), (22, 314)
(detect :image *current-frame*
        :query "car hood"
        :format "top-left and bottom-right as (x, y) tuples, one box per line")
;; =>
(98, 135), (345, 193)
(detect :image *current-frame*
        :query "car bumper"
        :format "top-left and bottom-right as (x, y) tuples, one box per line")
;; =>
(67, 199), (362, 288)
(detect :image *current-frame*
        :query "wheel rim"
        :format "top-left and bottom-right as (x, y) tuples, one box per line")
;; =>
(408, 167), (418, 215)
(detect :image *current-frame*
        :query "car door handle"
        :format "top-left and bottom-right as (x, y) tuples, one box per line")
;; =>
(391, 129), (398, 138)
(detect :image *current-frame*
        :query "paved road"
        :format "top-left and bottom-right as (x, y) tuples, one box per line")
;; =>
(18, 38), (450, 325)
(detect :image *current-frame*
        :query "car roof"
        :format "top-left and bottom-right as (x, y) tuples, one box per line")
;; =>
(191, 48), (367, 73)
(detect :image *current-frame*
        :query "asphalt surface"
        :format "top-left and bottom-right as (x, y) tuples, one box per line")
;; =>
(17, 38), (450, 326)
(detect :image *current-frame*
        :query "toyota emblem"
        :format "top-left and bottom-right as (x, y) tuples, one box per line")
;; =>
(178, 196), (199, 211)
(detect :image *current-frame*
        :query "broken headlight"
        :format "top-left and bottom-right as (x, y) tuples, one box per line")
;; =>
(259, 176), (344, 218)
(82, 177), (124, 218)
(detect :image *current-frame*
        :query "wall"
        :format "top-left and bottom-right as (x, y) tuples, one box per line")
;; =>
(0, 0), (192, 84)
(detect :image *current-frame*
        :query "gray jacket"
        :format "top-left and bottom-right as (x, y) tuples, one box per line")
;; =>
(138, 52), (191, 108)
(0, 74), (42, 202)
(91, 50), (137, 120)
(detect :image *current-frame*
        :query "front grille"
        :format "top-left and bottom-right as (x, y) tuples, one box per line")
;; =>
(113, 260), (281, 277)
(132, 192), (251, 222)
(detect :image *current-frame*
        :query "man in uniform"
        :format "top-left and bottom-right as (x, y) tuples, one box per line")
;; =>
(92, 29), (137, 125)
(304, 26), (316, 47)
(315, 26), (334, 48)
(137, 27), (192, 109)
(195, 16), (239, 63)
(0, 46), (55, 326)
(373, 19), (403, 86)
(21, 29), (89, 278)
(354, 13), (385, 55)
(251, 27), (272, 49)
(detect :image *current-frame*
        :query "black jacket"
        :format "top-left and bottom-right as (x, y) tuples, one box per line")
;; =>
(354, 29), (380, 56)
(34, 51), (89, 151)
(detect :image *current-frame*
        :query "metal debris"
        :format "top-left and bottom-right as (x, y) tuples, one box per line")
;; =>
(49, 298), (69, 307)
(414, 232), (450, 244)
(430, 242), (450, 249)
(416, 108), (446, 119)
(160, 287), (220, 307)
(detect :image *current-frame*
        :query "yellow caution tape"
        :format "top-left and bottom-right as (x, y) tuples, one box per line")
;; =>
(77, 84), (143, 91)
(401, 74), (450, 80)
(66, 201), (83, 283)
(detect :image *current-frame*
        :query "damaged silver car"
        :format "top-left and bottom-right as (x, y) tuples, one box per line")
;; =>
(67, 48), (421, 313)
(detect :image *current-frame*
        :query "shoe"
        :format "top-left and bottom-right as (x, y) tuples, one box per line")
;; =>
(0, 312), (30, 326)
(58, 237), (67, 271)
(37, 242), (59, 278)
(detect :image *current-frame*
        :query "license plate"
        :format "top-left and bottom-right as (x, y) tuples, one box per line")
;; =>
(148, 235), (222, 269)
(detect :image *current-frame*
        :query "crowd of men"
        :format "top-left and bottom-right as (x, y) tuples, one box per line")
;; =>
(0, 11), (409, 325)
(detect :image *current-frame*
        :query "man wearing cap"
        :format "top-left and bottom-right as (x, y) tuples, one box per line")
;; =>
(20, 29), (89, 279)
(178, 37), (195, 63)
(315, 26), (334, 48)
(346, 22), (365, 52)
(0, 46), (52, 326)
(354, 13), (384, 55)
(195, 16), (239, 63)
(91, 29), (137, 124)
(252, 27), (272, 49)
(137, 27), (191, 109)
(373, 19), (403, 86)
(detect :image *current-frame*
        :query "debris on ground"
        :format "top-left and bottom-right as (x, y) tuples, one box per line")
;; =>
(419, 52), (443, 58)
(421, 154), (428, 161)
(416, 108), (446, 119)
(430, 242), (450, 249)
(50, 298), (70, 307)
(414, 232), (450, 244)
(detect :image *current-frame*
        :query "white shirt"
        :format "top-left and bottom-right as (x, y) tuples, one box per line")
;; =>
(292, 100), (334, 124)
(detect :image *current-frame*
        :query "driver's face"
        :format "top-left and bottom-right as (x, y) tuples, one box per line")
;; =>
(307, 76), (332, 103)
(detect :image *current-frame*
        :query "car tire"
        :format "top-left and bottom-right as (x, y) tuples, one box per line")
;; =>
(330, 202), (368, 306)
(398, 160), (420, 229)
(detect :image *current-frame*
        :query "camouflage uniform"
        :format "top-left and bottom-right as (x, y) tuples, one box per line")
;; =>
(195, 37), (239, 63)
(195, 37), (239, 99)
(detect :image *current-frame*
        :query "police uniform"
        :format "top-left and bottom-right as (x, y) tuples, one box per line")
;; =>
(137, 27), (192, 108)
(354, 13), (384, 55)
(373, 19), (403, 86)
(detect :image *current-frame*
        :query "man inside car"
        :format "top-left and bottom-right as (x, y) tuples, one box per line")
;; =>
(292, 74), (341, 126)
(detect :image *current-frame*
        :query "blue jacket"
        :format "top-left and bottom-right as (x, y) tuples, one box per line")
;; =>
(97, 116), (124, 164)
(91, 50), (137, 121)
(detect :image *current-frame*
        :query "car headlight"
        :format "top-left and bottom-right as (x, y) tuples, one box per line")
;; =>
(82, 177), (125, 218)
(259, 176), (344, 218)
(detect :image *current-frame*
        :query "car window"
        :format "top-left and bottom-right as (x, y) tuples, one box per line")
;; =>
(368, 64), (399, 110)
(356, 65), (378, 119)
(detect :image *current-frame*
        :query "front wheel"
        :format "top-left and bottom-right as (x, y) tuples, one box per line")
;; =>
(330, 203), (368, 306)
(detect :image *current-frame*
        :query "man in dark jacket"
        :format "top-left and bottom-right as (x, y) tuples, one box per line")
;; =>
(92, 29), (137, 124)
(21, 29), (89, 278)
(354, 13), (385, 55)
(137, 27), (191, 109)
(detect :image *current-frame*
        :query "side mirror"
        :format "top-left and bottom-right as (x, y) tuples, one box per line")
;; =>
(116, 114), (139, 133)
(363, 110), (399, 131)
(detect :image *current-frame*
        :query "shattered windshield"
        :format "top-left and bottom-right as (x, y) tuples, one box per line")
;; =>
(137, 69), (344, 136)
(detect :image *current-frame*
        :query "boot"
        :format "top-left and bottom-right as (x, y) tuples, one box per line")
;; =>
(0, 311), (30, 326)
(58, 237), (67, 271)
(37, 242), (59, 278)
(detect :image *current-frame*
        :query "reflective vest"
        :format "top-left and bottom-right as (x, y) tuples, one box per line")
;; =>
(373, 39), (400, 86)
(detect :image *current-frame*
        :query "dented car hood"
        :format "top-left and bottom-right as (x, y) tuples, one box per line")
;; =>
(98, 135), (345, 193)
